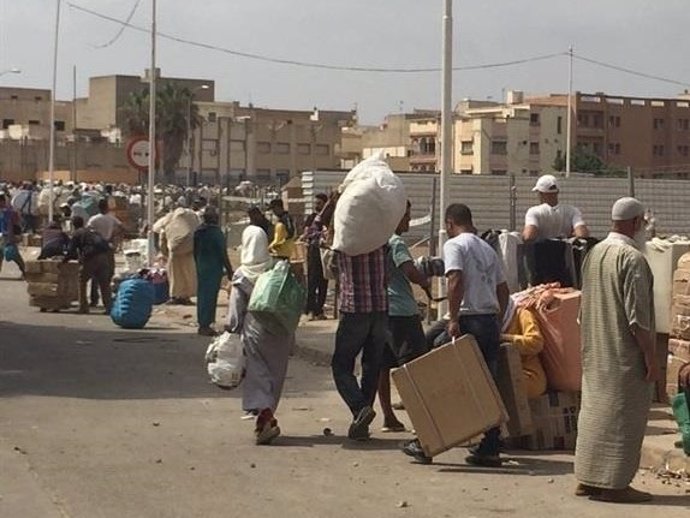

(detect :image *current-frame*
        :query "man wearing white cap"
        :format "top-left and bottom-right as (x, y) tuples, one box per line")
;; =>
(522, 174), (589, 242)
(575, 197), (659, 503)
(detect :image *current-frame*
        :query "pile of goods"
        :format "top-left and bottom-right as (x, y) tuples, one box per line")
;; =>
(25, 259), (79, 312)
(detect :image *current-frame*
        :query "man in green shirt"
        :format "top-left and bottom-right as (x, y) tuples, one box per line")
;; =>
(378, 201), (431, 431)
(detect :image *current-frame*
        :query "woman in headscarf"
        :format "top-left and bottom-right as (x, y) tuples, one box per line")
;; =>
(193, 207), (233, 336)
(227, 206), (291, 445)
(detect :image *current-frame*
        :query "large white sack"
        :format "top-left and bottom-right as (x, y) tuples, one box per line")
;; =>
(332, 153), (406, 256)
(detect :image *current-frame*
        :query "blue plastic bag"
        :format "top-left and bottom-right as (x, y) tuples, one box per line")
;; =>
(110, 278), (155, 329)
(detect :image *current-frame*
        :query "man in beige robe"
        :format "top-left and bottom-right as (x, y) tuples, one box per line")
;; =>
(153, 206), (199, 305)
(575, 197), (661, 503)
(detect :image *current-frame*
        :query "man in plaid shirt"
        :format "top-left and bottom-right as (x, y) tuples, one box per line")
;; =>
(332, 245), (390, 441)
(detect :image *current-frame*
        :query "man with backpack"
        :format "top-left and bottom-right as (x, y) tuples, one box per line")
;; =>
(65, 216), (113, 314)
(268, 199), (296, 260)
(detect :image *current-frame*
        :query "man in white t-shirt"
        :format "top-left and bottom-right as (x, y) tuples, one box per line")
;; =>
(402, 203), (509, 467)
(522, 174), (589, 242)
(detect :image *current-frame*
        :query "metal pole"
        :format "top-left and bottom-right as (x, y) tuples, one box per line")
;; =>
(429, 176), (437, 256)
(147, 0), (157, 265)
(438, 0), (453, 315)
(627, 166), (635, 197)
(72, 64), (77, 183)
(186, 96), (192, 187)
(48, 0), (62, 223)
(565, 45), (573, 177)
(509, 173), (517, 231)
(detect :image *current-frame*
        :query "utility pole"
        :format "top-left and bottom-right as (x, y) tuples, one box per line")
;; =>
(72, 64), (77, 182)
(565, 45), (573, 177)
(147, 0), (157, 265)
(48, 0), (62, 222)
(438, 0), (453, 312)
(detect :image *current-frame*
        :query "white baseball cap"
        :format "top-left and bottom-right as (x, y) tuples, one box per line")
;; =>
(532, 174), (560, 193)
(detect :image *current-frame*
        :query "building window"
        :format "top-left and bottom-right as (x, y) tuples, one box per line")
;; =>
(460, 169), (473, 175)
(653, 118), (665, 130)
(208, 112), (217, 123)
(460, 141), (473, 155)
(28, 120), (40, 126)
(2, 118), (15, 129)
(202, 139), (218, 152)
(653, 144), (666, 156)
(491, 141), (507, 155)
(578, 113), (589, 127)
(530, 113), (540, 126)
(491, 170), (507, 176)
(297, 143), (311, 155)
(529, 170), (539, 176)
(678, 145), (689, 157)
(556, 116), (562, 134)
(256, 169), (272, 180)
(257, 141), (271, 154)
(34, 96), (43, 102)
(315, 144), (330, 156)
(609, 115), (621, 128)
(678, 119), (690, 131)
(608, 143), (621, 155)
(419, 137), (436, 155)
(54, 120), (66, 131)
(592, 114), (603, 128)
(10, 95), (18, 101)
(276, 142), (290, 154)
(529, 142), (540, 155)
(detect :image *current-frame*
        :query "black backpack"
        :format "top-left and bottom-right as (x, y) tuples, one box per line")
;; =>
(82, 229), (110, 259)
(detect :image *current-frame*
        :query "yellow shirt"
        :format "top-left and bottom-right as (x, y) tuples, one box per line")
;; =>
(269, 221), (295, 259)
(501, 307), (548, 399)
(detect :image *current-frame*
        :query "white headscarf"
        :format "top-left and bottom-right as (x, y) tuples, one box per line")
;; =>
(239, 225), (272, 282)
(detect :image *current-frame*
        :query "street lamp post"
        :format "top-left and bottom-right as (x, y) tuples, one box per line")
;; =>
(186, 84), (209, 187)
(438, 0), (453, 314)
(48, 0), (62, 223)
(147, 0), (157, 266)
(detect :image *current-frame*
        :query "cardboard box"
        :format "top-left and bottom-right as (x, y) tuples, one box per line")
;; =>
(392, 335), (508, 458)
(670, 298), (690, 340)
(668, 338), (690, 362)
(517, 392), (580, 451)
(673, 269), (690, 298)
(667, 354), (688, 399)
(497, 344), (533, 438)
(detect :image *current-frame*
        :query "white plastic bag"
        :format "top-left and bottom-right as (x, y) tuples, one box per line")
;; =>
(332, 152), (407, 256)
(205, 332), (245, 389)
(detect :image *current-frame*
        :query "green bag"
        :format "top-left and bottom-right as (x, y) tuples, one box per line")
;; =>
(248, 260), (306, 334)
(671, 392), (690, 455)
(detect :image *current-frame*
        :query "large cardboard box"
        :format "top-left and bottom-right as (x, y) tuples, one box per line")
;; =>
(517, 392), (580, 451)
(497, 344), (533, 437)
(670, 296), (690, 340)
(673, 269), (690, 298)
(668, 338), (690, 362)
(392, 335), (508, 458)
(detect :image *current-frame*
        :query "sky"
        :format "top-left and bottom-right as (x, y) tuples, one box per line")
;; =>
(1, 0), (690, 124)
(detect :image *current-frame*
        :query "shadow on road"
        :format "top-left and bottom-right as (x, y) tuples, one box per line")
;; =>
(0, 320), (233, 401)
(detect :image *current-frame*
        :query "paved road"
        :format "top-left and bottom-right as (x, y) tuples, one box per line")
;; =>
(0, 270), (688, 517)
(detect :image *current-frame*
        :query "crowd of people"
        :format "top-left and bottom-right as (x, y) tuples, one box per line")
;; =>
(2, 174), (690, 505)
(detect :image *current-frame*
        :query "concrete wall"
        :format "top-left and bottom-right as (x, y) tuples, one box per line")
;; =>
(303, 170), (690, 243)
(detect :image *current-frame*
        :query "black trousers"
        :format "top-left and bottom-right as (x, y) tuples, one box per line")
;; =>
(306, 244), (328, 316)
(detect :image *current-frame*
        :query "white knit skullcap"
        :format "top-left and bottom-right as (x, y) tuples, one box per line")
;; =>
(611, 197), (645, 221)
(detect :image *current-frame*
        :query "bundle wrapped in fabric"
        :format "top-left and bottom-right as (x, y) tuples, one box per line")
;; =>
(332, 152), (407, 257)
(248, 260), (306, 334)
(110, 278), (155, 329)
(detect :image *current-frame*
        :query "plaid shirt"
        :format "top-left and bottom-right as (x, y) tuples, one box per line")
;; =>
(337, 246), (389, 313)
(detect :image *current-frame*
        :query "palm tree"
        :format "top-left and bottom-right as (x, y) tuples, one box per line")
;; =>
(121, 83), (201, 183)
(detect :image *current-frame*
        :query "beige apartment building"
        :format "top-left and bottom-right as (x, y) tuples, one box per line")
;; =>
(189, 102), (356, 184)
(0, 87), (73, 139)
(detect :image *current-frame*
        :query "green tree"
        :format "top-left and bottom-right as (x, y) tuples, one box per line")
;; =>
(121, 83), (201, 183)
(553, 146), (607, 175)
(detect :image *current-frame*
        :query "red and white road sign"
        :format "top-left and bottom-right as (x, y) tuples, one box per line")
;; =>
(126, 137), (156, 171)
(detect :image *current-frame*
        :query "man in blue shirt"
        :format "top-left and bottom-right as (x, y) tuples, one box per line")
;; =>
(379, 201), (431, 432)
(0, 193), (26, 277)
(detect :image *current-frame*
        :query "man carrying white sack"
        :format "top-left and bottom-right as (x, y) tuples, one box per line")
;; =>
(328, 153), (406, 441)
(575, 197), (660, 503)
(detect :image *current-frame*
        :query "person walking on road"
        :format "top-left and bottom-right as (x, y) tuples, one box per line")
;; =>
(378, 201), (430, 432)
(0, 193), (26, 278)
(575, 197), (659, 504)
(193, 207), (233, 337)
(227, 207), (289, 445)
(403, 203), (509, 466)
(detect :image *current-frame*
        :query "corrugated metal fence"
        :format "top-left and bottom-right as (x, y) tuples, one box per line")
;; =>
(302, 171), (690, 243)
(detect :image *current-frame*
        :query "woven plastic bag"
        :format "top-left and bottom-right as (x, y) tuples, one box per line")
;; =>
(248, 260), (306, 333)
(205, 332), (245, 389)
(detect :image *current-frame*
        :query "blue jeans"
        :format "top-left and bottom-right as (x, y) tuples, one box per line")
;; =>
(332, 312), (388, 416)
(457, 313), (501, 456)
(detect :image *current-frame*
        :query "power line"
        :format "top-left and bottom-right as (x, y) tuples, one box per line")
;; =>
(68, 2), (563, 73)
(573, 53), (690, 88)
(93, 0), (141, 49)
